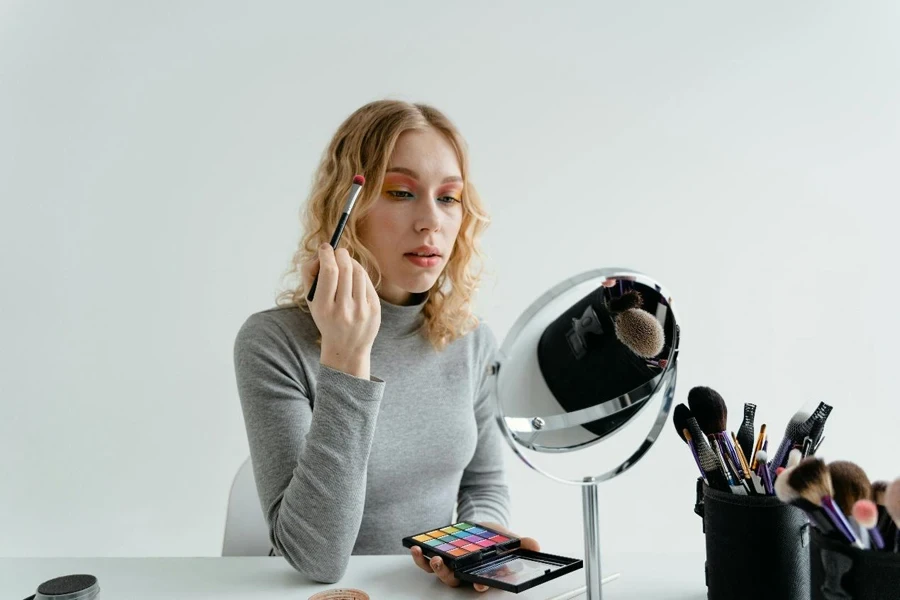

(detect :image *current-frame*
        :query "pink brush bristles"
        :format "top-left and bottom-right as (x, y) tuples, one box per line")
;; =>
(852, 499), (879, 528)
(353, 174), (365, 185)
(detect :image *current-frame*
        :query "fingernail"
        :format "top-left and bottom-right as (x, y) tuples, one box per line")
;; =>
(431, 558), (441, 570)
(475, 584), (488, 592)
(319, 242), (329, 250)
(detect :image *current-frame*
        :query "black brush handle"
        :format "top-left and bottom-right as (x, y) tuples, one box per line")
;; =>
(306, 212), (350, 302)
(737, 403), (756, 460)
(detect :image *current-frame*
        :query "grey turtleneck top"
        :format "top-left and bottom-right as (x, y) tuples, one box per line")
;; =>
(233, 296), (510, 583)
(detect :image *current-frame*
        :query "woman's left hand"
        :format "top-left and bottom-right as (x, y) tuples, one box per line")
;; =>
(409, 521), (541, 592)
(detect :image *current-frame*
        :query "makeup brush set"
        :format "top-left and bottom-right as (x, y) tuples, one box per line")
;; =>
(676, 385), (900, 600)
(674, 386), (833, 497)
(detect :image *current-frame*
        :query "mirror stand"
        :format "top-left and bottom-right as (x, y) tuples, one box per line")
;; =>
(582, 481), (603, 599)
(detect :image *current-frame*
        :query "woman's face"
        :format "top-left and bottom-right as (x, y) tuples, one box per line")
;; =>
(359, 127), (464, 305)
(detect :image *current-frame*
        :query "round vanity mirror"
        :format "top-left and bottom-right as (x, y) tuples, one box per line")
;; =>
(487, 268), (680, 599)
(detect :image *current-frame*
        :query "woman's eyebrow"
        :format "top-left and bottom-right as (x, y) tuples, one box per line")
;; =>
(386, 166), (462, 184)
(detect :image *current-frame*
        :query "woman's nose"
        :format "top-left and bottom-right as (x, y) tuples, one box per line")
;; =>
(414, 196), (441, 232)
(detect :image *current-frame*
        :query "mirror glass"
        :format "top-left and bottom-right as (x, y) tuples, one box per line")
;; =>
(489, 269), (680, 483)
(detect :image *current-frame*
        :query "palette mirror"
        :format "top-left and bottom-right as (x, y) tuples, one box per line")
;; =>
(487, 268), (680, 599)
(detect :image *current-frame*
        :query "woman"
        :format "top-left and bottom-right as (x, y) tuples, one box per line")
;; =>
(233, 100), (539, 591)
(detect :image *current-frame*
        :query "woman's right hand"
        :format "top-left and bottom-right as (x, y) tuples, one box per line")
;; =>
(302, 243), (381, 379)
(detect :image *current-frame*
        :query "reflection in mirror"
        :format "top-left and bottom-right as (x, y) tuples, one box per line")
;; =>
(495, 272), (678, 454)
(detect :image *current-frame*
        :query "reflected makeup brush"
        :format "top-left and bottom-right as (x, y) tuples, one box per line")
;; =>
(737, 403), (756, 461)
(688, 386), (744, 479)
(852, 500), (885, 550)
(307, 174), (366, 302)
(788, 459), (863, 548)
(673, 404), (704, 480)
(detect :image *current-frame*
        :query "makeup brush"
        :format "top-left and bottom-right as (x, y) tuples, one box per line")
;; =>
(775, 463), (839, 537)
(736, 403), (756, 461)
(873, 480), (888, 505)
(852, 500), (885, 550)
(805, 418), (825, 457)
(684, 415), (730, 491)
(788, 458), (862, 547)
(673, 404), (705, 480)
(768, 408), (814, 478)
(307, 174), (365, 302)
(828, 461), (872, 517)
(787, 448), (803, 469)
(749, 424), (767, 471)
(886, 479), (900, 552)
(688, 386), (743, 478)
(756, 450), (775, 495)
(872, 480), (899, 552)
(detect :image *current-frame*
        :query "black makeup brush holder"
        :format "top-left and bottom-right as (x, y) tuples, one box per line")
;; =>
(809, 527), (900, 600)
(695, 479), (811, 600)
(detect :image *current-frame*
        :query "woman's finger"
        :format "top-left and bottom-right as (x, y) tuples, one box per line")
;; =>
(334, 248), (353, 307)
(301, 257), (320, 291)
(409, 547), (433, 573)
(351, 260), (367, 302)
(429, 556), (460, 587)
(315, 244), (338, 303)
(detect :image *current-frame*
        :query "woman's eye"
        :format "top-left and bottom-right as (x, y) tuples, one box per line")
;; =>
(387, 190), (414, 199)
(438, 196), (461, 204)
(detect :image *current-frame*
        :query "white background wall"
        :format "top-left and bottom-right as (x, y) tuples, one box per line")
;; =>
(2, 0), (899, 561)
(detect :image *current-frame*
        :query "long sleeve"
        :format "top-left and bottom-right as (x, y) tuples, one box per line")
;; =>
(233, 313), (385, 583)
(456, 324), (511, 528)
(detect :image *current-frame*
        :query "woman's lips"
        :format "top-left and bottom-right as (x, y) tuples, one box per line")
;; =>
(404, 253), (441, 268)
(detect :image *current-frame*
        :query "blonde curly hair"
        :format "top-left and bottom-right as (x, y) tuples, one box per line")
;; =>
(277, 100), (491, 350)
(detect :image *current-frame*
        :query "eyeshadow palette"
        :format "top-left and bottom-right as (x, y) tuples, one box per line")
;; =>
(402, 523), (583, 593)
(401, 522), (517, 570)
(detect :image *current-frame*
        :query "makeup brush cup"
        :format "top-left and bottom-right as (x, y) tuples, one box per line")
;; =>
(809, 527), (900, 599)
(695, 480), (811, 600)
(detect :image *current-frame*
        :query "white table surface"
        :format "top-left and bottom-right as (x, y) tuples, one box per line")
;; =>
(2, 553), (707, 600)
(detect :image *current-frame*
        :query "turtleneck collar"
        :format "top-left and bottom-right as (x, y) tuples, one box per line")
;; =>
(378, 292), (427, 338)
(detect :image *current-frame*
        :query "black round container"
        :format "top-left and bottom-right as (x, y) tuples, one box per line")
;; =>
(23, 574), (99, 600)
(809, 527), (900, 599)
(697, 480), (811, 600)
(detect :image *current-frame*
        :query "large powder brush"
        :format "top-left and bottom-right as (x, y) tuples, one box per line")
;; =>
(609, 291), (665, 359)
(788, 459), (861, 547)
(687, 386), (728, 435)
(828, 460), (872, 517)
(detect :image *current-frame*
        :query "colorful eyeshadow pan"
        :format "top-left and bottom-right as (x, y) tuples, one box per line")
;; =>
(438, 535), (456, 542)
(426, 530), (443, 537)
(453, 522), (472, 529)
(476, 539), (495, 547)
(437, 543), (454, 551)
(450, 539), (468, 547)
(464, 534), (482, 542)
(425, 539), (442, 547)
(413, 534), (431, 542)
(469, 527), (487, 534)
(489, 535), (509, 542)
(448, 548), (467, 556)
(440, 527), (460, 534)
(462, 543), (480, 551)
